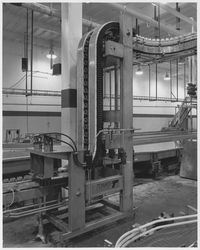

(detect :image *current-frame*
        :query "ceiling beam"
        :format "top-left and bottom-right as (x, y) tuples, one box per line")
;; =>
(155, 3), (197, 30)
(9, 3), (99, 29)
(12, 3), (61, 18)
(107, 3), (184, 36)
(6, 2), (194, 39)
(4, 8), (61, 35)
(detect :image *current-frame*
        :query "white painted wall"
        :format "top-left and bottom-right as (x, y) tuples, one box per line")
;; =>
(103, 65), (197, 132)
(3, 116), (61, 136)
(3, 39), (62, 141)
(133, 64), (186, 99)
(3, 40), (61, 91)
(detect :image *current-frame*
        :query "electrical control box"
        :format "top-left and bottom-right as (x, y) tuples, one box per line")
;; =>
(53, 63), (61, 75)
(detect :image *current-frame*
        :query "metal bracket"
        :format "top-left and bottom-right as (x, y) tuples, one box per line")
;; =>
(105, 40), (124, 58)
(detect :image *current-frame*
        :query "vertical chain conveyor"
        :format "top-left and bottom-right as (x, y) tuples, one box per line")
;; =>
(78, 22), (197, 163)
(77, 31), (93, 150)
(88, 22), (119, 165)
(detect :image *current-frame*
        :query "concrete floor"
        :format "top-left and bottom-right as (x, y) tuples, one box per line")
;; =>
(3, 175), (197, 247)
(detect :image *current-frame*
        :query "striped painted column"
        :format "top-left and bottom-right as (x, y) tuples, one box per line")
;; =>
(61, 3), (82, 148)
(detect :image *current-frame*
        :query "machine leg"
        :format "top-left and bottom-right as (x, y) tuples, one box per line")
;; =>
(36, 213), (46, 243)
(152, 161), (161, 179)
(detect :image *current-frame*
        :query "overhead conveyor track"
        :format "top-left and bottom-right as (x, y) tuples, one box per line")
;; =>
(106, 32), (197, 64)
(133, 33), (197, 52)
(132, 33), (197, 64)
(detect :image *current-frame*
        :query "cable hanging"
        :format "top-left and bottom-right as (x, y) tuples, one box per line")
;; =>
(34, 133), (76, 152)
(38, 132), (77, 151)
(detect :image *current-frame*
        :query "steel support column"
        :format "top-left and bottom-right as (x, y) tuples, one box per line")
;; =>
(119, 13), (133, 212)
(61, 3), (82, 146)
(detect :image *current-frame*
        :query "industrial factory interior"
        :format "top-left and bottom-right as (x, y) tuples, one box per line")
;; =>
(2, 1), (198, 247)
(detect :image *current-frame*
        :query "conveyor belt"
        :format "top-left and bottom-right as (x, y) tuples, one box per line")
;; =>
(134, 141), (181, 154)
(133, 131), (196, 145)
(132, 33), (197, 64)
(127, 223), (197, 247)
(3, 131), (196, 178)
(3, 143), (33, 149)
(133, 33), (196, 54)
(115, 214), (197, 247)
(3, 150), (31, 179)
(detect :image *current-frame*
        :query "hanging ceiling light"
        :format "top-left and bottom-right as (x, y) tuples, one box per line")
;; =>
(46, 47), (57, 69)
(136, 65), (143, 75)
(46, 48), (57, 59)
(164, 71), (170, 80)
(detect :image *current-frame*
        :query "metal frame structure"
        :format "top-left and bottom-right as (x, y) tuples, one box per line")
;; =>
(3, 11), (197, 245)
(3, 14), (135, 243)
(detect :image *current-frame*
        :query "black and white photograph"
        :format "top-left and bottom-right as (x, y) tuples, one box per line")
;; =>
(1, 1), (198, 247)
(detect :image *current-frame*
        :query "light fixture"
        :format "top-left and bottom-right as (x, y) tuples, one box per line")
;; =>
(46, 47), (57, 69)
(136, 65), (143, 75)
(164, 71), (170, 81)
(46, 53), (57, 59)
(46, 48), (57, 59)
